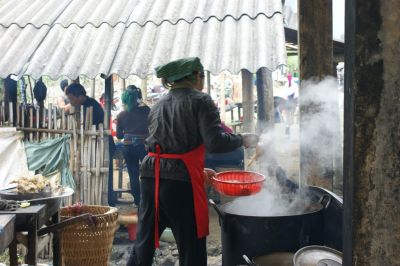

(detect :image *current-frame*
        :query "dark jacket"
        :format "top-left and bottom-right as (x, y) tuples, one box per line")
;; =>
(83, 96), (104, 127)
(140, 87), (243, 181)
(116, 106), (150, 139)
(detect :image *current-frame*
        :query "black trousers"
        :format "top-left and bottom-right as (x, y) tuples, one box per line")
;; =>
(127, 178), (207, 266)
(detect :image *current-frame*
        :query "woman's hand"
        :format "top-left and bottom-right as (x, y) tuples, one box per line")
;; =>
(240, 133), (259, 148)
(203, 168), (216, 185)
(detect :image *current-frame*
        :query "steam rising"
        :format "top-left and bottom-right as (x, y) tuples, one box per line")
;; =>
(226, 77), (342, 216)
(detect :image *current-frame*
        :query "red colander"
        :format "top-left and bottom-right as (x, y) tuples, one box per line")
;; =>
(211, 171), (266, 196)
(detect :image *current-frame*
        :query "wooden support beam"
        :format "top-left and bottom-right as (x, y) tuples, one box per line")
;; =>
(241, 70), (254, 133)
(343, 0), (400, 265)
(256, 67), (274, 133)
(298, 0), (334, 189)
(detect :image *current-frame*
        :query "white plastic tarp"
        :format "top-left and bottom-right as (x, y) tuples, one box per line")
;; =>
(0, 128), (30, 187)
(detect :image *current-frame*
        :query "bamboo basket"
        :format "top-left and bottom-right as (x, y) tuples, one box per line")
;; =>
(60, 205), (118, 266)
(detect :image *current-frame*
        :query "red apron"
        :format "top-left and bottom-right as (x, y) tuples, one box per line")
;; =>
(148, 144), (208, 248)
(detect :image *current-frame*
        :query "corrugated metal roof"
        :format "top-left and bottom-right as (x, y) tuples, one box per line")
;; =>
(0, 0), (286, 80)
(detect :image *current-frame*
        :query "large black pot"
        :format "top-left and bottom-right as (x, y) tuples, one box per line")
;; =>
(210, 192), (331, 266)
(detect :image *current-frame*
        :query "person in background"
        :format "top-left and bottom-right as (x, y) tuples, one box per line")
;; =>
(57, 79), (71, 113)
(127, 57), (258, 266)
(33, 78), (47, 127)
(116, 85), (150, 206)
(65, 83), (104, 127)
(4, 75), (18, 123)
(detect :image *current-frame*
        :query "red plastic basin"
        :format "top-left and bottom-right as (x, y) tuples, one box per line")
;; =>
(211, 171), (266, 196)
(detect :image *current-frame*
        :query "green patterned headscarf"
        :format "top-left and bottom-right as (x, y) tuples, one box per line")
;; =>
(155, 57), (204, 82)
(122, 85), (141, 112)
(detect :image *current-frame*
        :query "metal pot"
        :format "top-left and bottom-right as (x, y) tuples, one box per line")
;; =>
(293, 245), (342, 266)
(242, 252), (294, 266)
(210, 192), (331, 266)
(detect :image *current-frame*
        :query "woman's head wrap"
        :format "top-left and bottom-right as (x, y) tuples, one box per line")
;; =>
(122, 85), (142, 112)
(155, 57), (204, 83)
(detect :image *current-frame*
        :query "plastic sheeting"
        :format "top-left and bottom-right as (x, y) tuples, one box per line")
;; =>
(24, 135), (75, 188)
(0, 128), (30, 187)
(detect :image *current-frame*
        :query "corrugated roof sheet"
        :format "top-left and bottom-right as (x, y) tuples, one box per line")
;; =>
(0, 0), (286, 80)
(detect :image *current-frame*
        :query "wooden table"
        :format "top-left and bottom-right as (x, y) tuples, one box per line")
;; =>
(0, 201), (61, 266)
(0, 214), (15, 252)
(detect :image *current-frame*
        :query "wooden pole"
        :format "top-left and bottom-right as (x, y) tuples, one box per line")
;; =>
(90, 124), (96, 204)
(242, 70), (255, 170)
(256, 67), (274, 133)
(99, 124), (105, 205)
(343, 0), (400, 264)
(48, 103), (52, 139)
(28, 77), (34, 105)
(91, 79), (96, 98)
(29, 108), (33, 141)
(122, 79), (126, 91)
(206, 71), (211, 95)
(219, 74), (226, 122)
(71, 113), (79, 202)
(80, 105), (84, 202)
(8, 103), (13, 127)
(141, 77), (148, 102)
(103, 76), (112, 205)
(241, 70), (255, 133)
(298, 0), (333, 189)
(35, 107), (40, 141)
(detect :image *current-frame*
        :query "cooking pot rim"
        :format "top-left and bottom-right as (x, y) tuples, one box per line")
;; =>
(217, 201), (324, 218)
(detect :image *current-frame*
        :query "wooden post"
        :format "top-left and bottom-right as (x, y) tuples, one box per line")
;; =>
(343, 0), (400, 264)
(241, 70), (254, 133)
(90, 124), (96, 204)
(241, 70), (255, 169)
(29, 107), (33, 141)
(219, 74), (226, 122)
(91, 79), (96, 98)
(8, 103), (13, 127)
(122, 79), (126, 91)
(141, 77), (147, 102)
(103, 76), (113, 205)
(206, 71), (211, 95)
(298, 0), (333, 188)
(28, 77), (34, 105)
(21, 104), (25, 128)
(80, 105), (84, 201)
(256, 67), (274, 133)
(72, 106), (80, 203)
(104, 76), (112, 130)
(48, 103), (52, 139)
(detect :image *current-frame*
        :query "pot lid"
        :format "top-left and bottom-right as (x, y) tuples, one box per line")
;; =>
(293, 245), (342, 266)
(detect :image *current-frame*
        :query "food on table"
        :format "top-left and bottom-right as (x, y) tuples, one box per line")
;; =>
(10, 174), (51, 194)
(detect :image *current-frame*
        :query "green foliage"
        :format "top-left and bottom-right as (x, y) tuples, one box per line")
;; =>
(287, 55), (299, 73)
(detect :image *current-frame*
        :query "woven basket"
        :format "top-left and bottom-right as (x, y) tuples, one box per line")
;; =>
(60, 205), (118, 266)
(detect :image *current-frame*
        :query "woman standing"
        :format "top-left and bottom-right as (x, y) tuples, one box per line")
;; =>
(116, 85), (150, 206)
(127, 57), (258, 266)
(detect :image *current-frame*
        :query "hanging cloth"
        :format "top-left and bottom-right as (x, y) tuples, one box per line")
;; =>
(148, 144), (208, 248)
(25, 135), (75, 188)
(0, 128), (30, 187)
